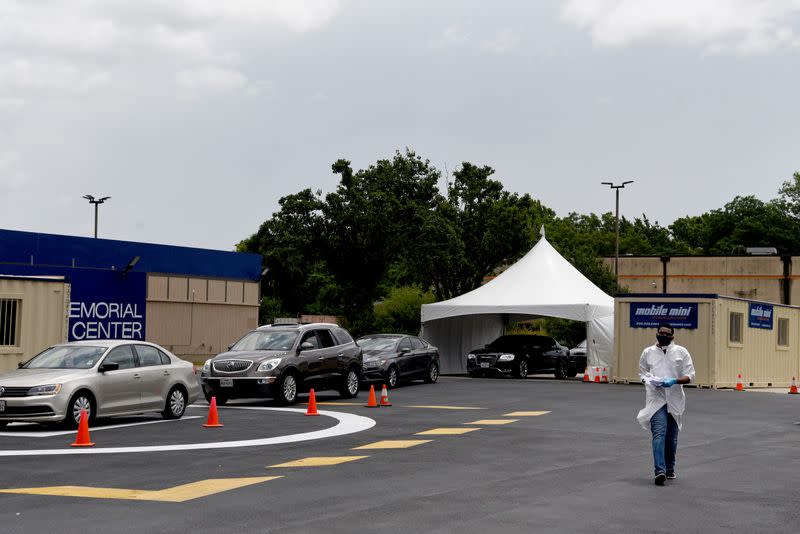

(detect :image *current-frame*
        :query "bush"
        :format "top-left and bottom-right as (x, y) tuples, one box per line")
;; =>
(373, 286), (436, 334)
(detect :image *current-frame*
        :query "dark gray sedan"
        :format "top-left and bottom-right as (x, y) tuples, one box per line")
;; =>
(357, 334), (440, 388)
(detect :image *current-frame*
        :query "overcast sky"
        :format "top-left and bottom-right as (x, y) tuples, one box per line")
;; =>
(1, 0), (799, 251)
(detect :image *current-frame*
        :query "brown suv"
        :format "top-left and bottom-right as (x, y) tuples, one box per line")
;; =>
(200, 323), (362, 405)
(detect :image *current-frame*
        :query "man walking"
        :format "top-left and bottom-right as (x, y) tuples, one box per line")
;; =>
(637, 323), (696, 486)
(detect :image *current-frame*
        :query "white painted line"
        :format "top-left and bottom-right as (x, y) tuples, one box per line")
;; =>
(0, 408), (376, 456)
(0, 417), (203, 438)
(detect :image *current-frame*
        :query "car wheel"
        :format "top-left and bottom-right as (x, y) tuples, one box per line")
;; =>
(162, 386), (187, 419)
(513, 359), (528, 379)
(65, 391), (95, 429)
(339, 368), (360, 399)
(386, 365), (399, 389)
(276, 372), (298, 405)
(424, 361), (439, 384)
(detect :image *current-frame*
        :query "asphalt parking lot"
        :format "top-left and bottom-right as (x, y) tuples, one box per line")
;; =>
(0, 376), (799, 534)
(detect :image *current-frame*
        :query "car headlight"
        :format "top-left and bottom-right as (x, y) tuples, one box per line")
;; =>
(257, 358), (282, 372)
(498, 354), (515, 361)
(202, 359), (212, 373)
(467, 353), (476, 360)
(27, 384), (61, 396)
(363, 360), (379, 368)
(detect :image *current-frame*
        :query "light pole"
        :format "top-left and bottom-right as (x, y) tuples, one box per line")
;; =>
(600, 180), (633, 286)
(82, 194), (111, 238)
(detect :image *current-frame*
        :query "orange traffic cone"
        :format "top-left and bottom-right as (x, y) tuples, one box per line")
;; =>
(735, 374), (745, 392)
(70, 409), (95, 447)
(594, 367), (601, 383)
(583, 367), (590, 383)
(379, 384), (392, 406)
(601, 368), (609, 383)
(789, 377), (798, 395)
(306, 389), (320, 416)
(203, 396), (224, 427)
(365, 384), (379, 408)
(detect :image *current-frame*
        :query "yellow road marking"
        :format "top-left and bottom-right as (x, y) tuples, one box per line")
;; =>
(406, 405), (486, 410)
(503, 411), (551, 417)
(0, 477), (281, 503)
(353, 440), (431, 450)
(415, 427), (481, 435)
(268, 456), (368, 468)
(465, 419), (519, 425)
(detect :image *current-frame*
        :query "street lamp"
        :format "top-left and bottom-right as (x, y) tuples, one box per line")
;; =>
(600, 180), (634, 287)
(82, 194), (111, 238)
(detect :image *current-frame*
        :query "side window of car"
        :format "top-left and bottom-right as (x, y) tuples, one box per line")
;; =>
(410, 337), (425, 350)
(316, 329), (336, 348)
(333, 327), (354, 345)
(104, 345), (135, 370)
(398, 338), (412, 351)
(136, 345), (164, 367)
(301, 331), (320, 349)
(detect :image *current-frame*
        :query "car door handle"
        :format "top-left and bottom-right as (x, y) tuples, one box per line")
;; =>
(337, 353), (344, 357)
(133, 374), (141, 379)
(318, 357), (326, 360)
(163, 370), (170, 376)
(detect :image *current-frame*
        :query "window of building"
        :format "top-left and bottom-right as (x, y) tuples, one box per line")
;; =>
(777, 318), (790, 347)
(0, 298), (20, 346)
(729, 312), (743, 344)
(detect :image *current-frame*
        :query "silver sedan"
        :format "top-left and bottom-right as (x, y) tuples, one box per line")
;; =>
(0, 340), (201, 428)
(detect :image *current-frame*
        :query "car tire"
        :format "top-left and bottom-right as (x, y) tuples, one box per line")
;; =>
(386, 365), (399, 389)
(276, 372), (298, 405)
(424, 361), (439, 384)
(339, 368), (360, 399)
(65, 390), (96, 429)
(513, 359), (529, 379)
(162, 386), (187, 419)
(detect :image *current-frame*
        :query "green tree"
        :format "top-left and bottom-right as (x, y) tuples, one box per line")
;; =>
(373, 286), (436, 334)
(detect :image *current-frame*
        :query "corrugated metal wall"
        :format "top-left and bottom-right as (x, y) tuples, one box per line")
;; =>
(146, 275), (259, 362)
(713, 298), (800, 388)
(613, 297), (714, 386)
(0, 278), (69, 370)
(615, 295), (800, 388)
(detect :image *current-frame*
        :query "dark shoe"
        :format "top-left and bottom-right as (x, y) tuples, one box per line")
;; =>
(666, 472), (676, 480)
(654, 473), (666, 486)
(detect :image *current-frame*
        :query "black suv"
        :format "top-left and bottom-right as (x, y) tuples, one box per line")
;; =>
(200, 323), (362, 405)
(466, 334), (582, 379)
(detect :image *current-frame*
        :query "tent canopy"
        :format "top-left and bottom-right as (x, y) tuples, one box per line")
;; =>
(421, 235), (614, 374)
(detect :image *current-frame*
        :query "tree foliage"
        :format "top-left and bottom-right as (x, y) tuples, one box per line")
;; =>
(239, 156), (800, 335)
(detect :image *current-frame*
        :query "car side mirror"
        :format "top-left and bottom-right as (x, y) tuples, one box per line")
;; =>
(99, 362), (120, 373)
(400, 348), (411, 354)
(17, 361), (25, 369)
(227, 344), (234, 351)
(298, 341), (314, 352)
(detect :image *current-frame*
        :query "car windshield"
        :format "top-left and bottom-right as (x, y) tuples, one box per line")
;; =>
(358, 337), (400, 351)
(231, 331), (298, 351)
(575, 340), (587, 349)
(24, 345), (106, 369)
(487, 336), (528, 348)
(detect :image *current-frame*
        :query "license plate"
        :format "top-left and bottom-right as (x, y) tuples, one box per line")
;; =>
(480, 362), (490, 368)
(220, 378), (233, 387)
(0, 400), (5, 412)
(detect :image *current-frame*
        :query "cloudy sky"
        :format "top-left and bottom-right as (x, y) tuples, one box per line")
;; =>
(1, 0), (799, 250)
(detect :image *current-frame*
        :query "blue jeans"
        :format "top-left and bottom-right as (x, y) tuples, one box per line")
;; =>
(650, 404), (679, 475)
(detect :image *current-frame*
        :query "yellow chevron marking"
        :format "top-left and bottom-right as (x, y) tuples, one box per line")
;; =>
(0, 477), (281, 502)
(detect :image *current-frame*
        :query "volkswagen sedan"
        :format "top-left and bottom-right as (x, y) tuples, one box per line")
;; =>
(0, 340), (201, 428)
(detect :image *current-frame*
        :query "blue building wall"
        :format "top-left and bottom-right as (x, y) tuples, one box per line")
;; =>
(0, 228), (262, 280)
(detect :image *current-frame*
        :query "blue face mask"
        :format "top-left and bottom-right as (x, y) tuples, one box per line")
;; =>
(656, 334), (673, 346)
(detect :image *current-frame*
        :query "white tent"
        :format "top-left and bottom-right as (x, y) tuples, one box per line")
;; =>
(420, 234), (615, 374)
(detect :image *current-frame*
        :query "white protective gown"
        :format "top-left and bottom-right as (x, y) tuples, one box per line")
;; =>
(637, 342), (696, 430)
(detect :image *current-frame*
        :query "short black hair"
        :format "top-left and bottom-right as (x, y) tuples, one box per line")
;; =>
(658, 323), (675, 334)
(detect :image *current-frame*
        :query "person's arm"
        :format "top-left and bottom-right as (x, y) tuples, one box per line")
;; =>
(664, 348), (696, 387)
(639, 348), (649, 383)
